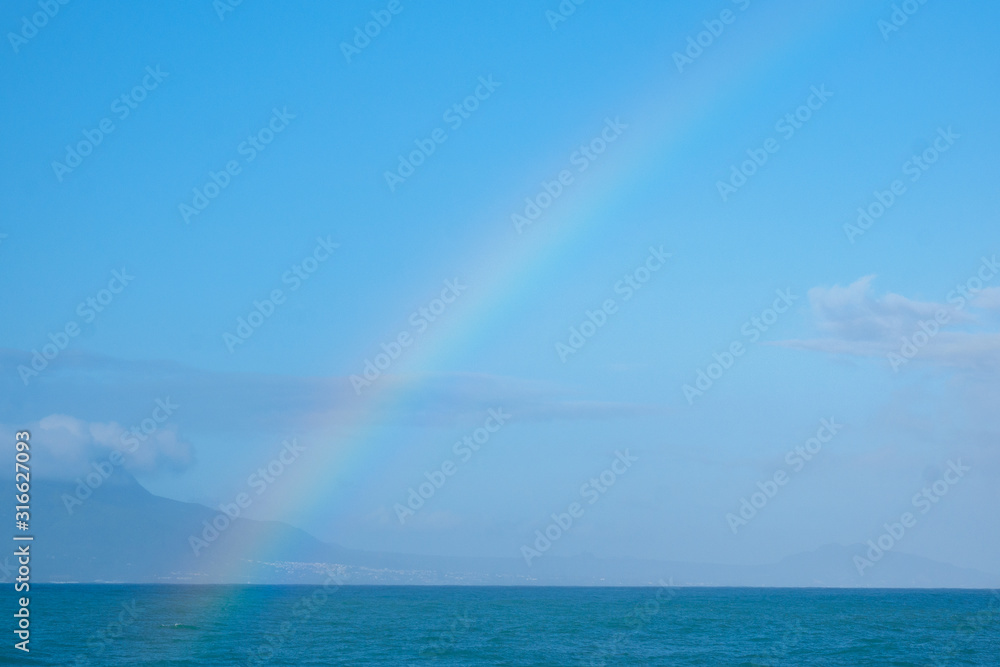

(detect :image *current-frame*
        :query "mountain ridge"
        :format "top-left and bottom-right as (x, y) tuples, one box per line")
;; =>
(11, 476), (999, 588)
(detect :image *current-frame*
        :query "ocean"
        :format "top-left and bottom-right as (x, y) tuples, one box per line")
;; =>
(21, 585), (1000, 665)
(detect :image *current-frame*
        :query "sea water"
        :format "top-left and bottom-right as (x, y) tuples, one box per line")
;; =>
(21, 585), (1000, 665)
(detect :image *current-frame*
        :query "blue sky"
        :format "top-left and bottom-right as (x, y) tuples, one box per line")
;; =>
(1, 0), (999, 575)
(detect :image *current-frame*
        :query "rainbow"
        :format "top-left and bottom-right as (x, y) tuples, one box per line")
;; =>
(202, 0), (864, 581)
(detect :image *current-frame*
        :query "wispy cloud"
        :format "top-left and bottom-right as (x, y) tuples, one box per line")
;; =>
(0, 350), (661, 455)
(774, 275), (1000, 371)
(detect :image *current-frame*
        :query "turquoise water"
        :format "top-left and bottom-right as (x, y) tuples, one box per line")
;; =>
(21, 586), (1000, 665)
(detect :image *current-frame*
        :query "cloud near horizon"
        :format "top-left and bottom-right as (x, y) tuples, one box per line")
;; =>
(0, 414), (195, 481)
(775, 275), (1000, 372)
(0, 349), (663, 483)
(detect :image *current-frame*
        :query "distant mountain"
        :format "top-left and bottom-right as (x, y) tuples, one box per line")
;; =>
(8, 476), (999, 587)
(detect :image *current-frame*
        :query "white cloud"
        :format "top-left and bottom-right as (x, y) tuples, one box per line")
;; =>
(972, 287), (1000, 311)
(5, 415), (194, 481)
(776, 275), (1000, 370)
